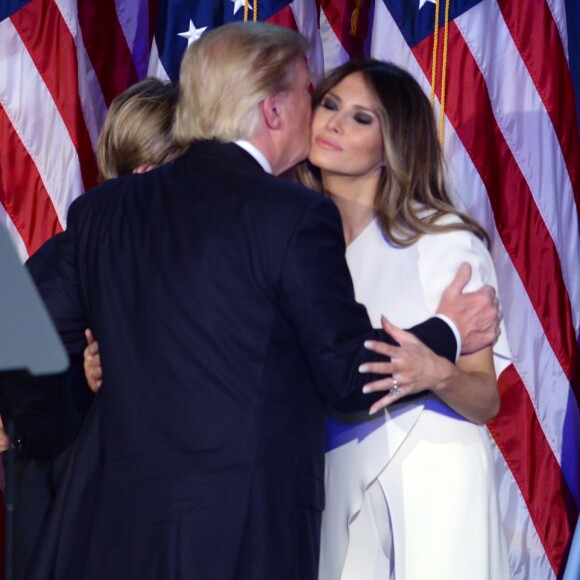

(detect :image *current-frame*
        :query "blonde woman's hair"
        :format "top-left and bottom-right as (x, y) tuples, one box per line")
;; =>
(174, 21), (309, 145)
(97, 78), (183, 181)
(300, 59), (489, 246)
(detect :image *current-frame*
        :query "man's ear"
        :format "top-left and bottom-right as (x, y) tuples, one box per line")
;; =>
(262, 92), (283, 130)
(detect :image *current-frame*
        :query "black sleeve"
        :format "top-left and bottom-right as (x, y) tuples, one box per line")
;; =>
(279, 197), (456, 412)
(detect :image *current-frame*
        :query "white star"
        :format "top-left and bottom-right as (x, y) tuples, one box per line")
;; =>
(178, 20), (207, 47)
(231, 0), (253, 15)
(418, 0), (437, 8)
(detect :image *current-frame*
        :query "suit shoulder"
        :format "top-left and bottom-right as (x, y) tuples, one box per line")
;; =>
(68, 177), (119, 211)
(67, 173), (148, 224)
(256, 173), (337, 218)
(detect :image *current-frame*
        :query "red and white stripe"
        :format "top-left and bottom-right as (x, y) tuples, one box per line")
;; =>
(364, 0), (580, 577)
(0, 0), (151, 261)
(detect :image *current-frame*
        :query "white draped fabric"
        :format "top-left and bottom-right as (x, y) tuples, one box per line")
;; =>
(320, 217), (511, 580)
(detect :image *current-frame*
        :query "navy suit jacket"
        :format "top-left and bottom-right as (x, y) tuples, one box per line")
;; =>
(23, 141), (456, 579)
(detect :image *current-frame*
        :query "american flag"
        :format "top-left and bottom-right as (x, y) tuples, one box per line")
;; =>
(368, 2), (580, 578)
(0, 1), (579, 578)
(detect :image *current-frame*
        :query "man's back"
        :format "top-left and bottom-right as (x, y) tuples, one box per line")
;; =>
(39, 140), (389, 578)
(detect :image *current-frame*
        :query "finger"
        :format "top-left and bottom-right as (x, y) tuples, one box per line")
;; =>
(381, 316), (419, 347)
(361, 376), (396, 393)
(85, 328), (95, 344)
(368, 395), (394, 414)
(368, 388), (405, 414)
(88, 364), (102, 382)
(86, 341), (101, 358)
(446, 262), (472, 296)
(0, 430), (10, 452)
(88, 380), (102, 394)
(363, 340), (400, 359)
(359, 361), (396, 375)
(477, 284), (496, 300)
(84, 365), (95, 391)
(85, 342), (98, 357)
(380, 315), (398, 334)
(90, 364), (103, 381)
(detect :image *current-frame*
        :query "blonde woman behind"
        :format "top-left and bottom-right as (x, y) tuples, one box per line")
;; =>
(97, 77), (183, 180)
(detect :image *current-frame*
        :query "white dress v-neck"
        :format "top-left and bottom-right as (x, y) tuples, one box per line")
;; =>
(320, 217), (511, 580)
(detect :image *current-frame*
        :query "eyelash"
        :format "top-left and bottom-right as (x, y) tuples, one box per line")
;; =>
(321, 98), (337, 111)
(320, 99), (373, 125)
(354, 115), (372, 125)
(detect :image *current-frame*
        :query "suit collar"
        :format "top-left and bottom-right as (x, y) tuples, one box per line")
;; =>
(182, 140), (267, 174)
(234, 140), (272, 174)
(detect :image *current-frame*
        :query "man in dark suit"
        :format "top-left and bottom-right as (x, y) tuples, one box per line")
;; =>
(19, 22), (499, 580)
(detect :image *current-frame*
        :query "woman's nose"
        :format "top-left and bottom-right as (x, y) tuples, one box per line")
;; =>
(326, 113), (342, 133)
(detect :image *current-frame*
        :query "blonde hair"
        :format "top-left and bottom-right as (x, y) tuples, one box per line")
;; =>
(174, 21), (309, 145)
(97, 78), (183, 181)
(301, 59), (489, 246)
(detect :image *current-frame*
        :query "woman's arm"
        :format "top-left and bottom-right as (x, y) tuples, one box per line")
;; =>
(440, 347), (499, 424)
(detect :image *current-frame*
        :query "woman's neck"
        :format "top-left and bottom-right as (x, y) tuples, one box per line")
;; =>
(323, 174), (376, 246)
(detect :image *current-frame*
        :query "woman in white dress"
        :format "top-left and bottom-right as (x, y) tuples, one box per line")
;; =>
(300, 59), (511, 580)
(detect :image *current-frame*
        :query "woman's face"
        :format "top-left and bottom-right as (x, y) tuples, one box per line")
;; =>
(309, 72), (384, 182)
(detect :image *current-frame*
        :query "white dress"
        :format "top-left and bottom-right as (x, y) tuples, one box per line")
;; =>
(319, 217), (511, 580)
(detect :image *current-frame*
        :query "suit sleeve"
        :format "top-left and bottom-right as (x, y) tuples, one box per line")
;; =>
(27, 202), (89, 355)
(278, 197), (456, 412)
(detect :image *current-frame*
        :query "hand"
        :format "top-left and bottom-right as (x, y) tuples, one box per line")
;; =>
(0, 416), (10, 453)
(436, 263), (501, 355)
(84, 329), (103, 393)
(360, 317), (455, 415)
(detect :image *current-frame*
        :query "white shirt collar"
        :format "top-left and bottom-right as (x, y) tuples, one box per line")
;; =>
(234, 140), (272, 174)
